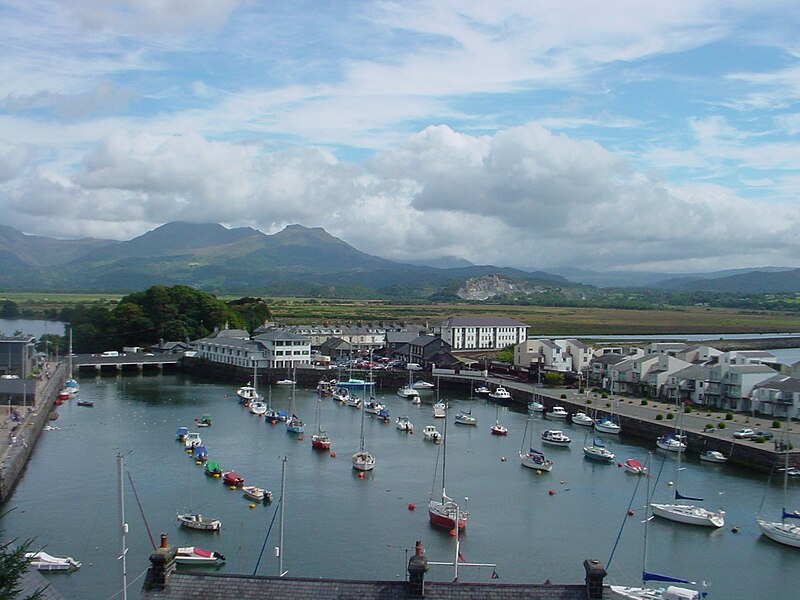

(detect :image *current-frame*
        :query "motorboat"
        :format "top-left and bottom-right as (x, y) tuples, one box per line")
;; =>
(432, 402), (446, 418)
(656, 434), (686, 452)
(546, 406), (569, 419)
(276, 378), (296, 386)
(242, 485), (273, 503)
(398, 385), (421, 401)
(363, 399), (385, 414)
(249, 401), (267, 416)
(346, 396), (362, 408)
(196, 414), (212, 427)
(423, 425), (442, 443)
(176, 426), (189, 442)
(204, 460), (222, 478)
(332, 387), (350, 403)
(396, 416), (414, 432)
(475, 385), (491, 396)
(488, 386), (512, 401)
(192, 445), (208, 463)
(528, 400), (544, 412)
(490, 421), (509, 435)
(177, 513), (221, 532)
(175, 546), (226, 566)
(699, 450), (728, 464)
(222, 471), (245, 487)
(595, 417), (622, 435)
(572, 412), (594, 426)
(412, 380), (435, 390)
(454, 410), (477, 426)
(624, 458), (647, 474)
(183, 432), (202, 449)
(25, 551), (81, 571)
(583, 438), (615, 462)
(76, 399), (94, 407)
(541, 429), (571, 447)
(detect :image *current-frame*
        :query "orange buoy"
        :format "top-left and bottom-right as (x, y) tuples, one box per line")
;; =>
(449, 528), (456, 537)
(298, 435), (304, 441)
(408, 503), (416, 511)
(548, 489), (556, 496)
(358, 471), (365, 478)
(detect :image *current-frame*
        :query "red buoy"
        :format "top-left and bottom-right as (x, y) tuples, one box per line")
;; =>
(548, 489), (556, 496)
(627, 509), (635, 516)
(358, 471), (365, 479)
(449, 528), (456, 537)
(408, 503), (416, 511)
(330, 451), (336, 458)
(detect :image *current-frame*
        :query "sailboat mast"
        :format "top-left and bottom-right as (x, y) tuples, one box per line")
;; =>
(117, 453), (128, 600)
(441, 400), (447, 497)
(642, 453), (651, 585)
(278, 456), (287, 577)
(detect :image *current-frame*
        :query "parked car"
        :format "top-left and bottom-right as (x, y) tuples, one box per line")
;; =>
(753, 430), (774, 440)
(733, 428), (755, 439)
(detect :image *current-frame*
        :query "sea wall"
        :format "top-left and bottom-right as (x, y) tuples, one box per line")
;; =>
(0, 363), (63, 503)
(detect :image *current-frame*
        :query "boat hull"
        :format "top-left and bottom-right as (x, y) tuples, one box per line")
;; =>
(756, 518), (800, 548)
(352, 451), (375, 471)
(520, 452), (553, 472)
(428, 500), (467, 531)
(650, 503), (725, 528)
(177, 514), (221, 531)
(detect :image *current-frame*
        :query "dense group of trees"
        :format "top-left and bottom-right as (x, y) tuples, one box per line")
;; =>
(27, 286), (273, 354)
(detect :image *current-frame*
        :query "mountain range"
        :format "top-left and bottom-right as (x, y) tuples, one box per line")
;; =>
(0, 222), (796, 297)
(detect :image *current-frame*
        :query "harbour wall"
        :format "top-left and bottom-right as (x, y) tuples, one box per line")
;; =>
(0, 363), (63, 503)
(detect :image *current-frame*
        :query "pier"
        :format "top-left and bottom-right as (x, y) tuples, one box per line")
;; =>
(73, 352), (183, 373)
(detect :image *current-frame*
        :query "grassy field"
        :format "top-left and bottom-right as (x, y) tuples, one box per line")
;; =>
(6, 293), (800, 336)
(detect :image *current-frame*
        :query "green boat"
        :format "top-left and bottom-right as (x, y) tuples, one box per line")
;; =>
(197, 414), (212, 427)
(204, 460), (222, 478)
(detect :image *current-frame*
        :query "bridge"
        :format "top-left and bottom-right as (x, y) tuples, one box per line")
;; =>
(73, 352), (184, 372)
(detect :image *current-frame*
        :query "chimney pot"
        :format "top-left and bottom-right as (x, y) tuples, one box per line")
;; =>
(160, 533), (168, 548)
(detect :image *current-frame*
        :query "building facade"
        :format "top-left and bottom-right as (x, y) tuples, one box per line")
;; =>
(432, 317), (528, 351)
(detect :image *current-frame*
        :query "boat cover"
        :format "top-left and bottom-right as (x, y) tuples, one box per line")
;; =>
(194, 547), (213, 558)
(675, 490), (704, 502)
(643, 570), (692, 584)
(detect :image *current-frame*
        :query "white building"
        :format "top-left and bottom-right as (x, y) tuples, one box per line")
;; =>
(195, 328), (312, 370)
(514, 338), (593, 373)
(432, 317), (528, 351)
(254, 330), (312, 369)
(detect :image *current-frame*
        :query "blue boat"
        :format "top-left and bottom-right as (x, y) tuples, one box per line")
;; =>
(176, 426), (189, 441)
(192, 445), (208, 462)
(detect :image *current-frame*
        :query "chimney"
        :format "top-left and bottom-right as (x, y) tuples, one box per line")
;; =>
(143, 533), (177, 591)
(583, 558), (607, 599)
(407, 540), (428, 597)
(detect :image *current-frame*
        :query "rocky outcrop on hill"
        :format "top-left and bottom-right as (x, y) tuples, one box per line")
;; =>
(457, 274), (552, 301)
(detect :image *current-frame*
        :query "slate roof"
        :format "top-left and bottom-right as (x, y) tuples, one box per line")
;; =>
(754, 375), (800, 393)
(436, 317), (528, 328)
(18, 565), (67, 600)
(255, 330), (312, 342)
(139, 572), (588, 599)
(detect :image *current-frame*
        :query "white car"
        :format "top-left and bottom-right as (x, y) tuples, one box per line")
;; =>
(733, 428), (755, 439)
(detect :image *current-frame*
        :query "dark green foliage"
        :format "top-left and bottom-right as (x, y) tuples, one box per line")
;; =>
(0, 300), (19, 319)
(725, 412), (733, 421)
(0, 534), (46, 599)
(226, 297), (272, 332)
(543, 372), (565, 386)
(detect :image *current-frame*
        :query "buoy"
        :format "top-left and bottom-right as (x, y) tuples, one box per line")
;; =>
(196, 461), (202, 465)
(249, 503), (256, 509)
(358, 471), (365, 479)
(298, 435), (304, 441)
(408, 503), (416, 511)
(230, 486), (237, 490)
(330, 451), (336, 458)
(627, 509), (635, 516)
(731, 526), (739, 533)
(536, 470), (542, 475)
(548, 489), (556, 495)
(668, 481), (674, 487)
(214, 473), (220, 478)
(449, 528), (456, 537)
(501, 456), (507, 462)
(617, 463), (622, 468)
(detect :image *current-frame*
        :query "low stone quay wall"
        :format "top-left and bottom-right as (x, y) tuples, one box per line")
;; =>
(0, 363), (63, 503)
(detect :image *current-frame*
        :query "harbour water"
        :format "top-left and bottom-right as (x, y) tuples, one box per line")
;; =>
(2, 372), (800, 599)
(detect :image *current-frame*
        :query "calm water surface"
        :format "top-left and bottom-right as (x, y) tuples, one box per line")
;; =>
(2, 373), (800, 599)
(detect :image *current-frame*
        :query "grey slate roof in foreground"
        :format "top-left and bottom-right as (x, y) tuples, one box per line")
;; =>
(139, 572), (589, 599)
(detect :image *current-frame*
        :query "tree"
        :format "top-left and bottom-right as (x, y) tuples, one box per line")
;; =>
(0, 533), (46, 599)
(0, 301), (19, 319)
(543, 372), (565, 386)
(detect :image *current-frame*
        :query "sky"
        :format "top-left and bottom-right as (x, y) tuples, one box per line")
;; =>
(1, 1), (799, 274)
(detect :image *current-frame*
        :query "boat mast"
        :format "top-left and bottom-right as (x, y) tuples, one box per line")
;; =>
(278, 455), (287, 577)
(642, 453), (652, 586)
(117, 453), (128, 600)
(441, 399), (448, 499)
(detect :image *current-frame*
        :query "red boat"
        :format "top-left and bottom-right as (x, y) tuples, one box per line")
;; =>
(222, 471), (244, 487)
(623, 458), (647, 475)
(428, 492), (467, 531)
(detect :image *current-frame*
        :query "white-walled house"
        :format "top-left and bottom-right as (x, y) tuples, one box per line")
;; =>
(195, 328), (312, 370)
(514, 339), (572, 372)
(432, 317), (528, 351)
(751, 376), (800, 418)
(254, 330), (312, 369)
(612, 354), (692, 398)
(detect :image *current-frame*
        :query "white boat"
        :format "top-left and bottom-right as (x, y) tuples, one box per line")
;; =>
(177, 513), (222, 531)
(175, 546), (226, 566)
(699, 450), (728, 464)
(609, 455), (705, 600)
(412, 380), (435, 390)
(454, 409), (477, 426)
(410, 394), (421, 405)
(25, 551), (81, 571)
(286, 376), (305, 433)
(432, 402), (446, 418)
(650, 411), (725, 528)
(572, 411), (594, 426)
(595, 417), (622, 435)
(346, 395), (362, 408)
(475, 385), (491, 396)
(242, 485), (273, 503)
(363, 399), (385, 414)
(624, 458), (647, 475)
(423, 425), (442, 443)
(583, 437), (615, 462)
(519, 417), (554, 472)
(352, 378), (375, 471)
(490, 421), (508, 436)
(488, 386), (512, 401)
(528, 400), (544, 413)
(237, 362), (261, 403)
(546, 406), (569, 419)
(398, 385), (421, 400)
(249, 400), (267, 416)
(276, 378), (295, 385)
(183, 432), (202, 449)
(541, 429), (571, 447)
(395, 415), (414, 432)
(756, 427), (800, 547)
(332, 387), (350, 403)
(656, 434), (686, 452)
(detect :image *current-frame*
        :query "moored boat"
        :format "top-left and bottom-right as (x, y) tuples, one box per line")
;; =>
(432, 402), (446, 418)
(699, 450), (728, 464)
(25, 551), (81, 571)
(490, 421), (508, 435)
(204, 460), (222, 478)
(177, 513), (221, 532)
(595, 417), (622, 435)
(175, 546), (226, 566)
(423, 425), (442, 443)
(488, 386), (512, 402)
(572, 411), (594, 426)
(656, 434), (686, 452)
(546, 406), (569, 419)
(242, 485), (273, 503)
(222, 471), (245, 487)
(624, 458), (647, 474)
(249, 400), (267, 416)
(583, 437), (615, 462)
(541, 429), (571, 447)
(396, 415), (414, 432)
(454, 409), (477, 426)
(412, 379), (435, 390)
(76, 399), (94, 407)
(183, 432), (202, 449)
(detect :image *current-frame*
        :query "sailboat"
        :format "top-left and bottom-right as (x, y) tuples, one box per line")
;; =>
(519, 415), (553, 472)
(490, 403), (508, 435)
(237, 362), (260, 404)
(63, 327), (79, 395)
(352, 382), (375, 471)
(311, 397), (331, 450)
(177, 453), (221, 531)
(285, 375), (304, 433)
(276, 364), (295, 385)
(398, 356), (421, 401)
(428, 404), (468, 530)
(650, 408), (724, 528)
(610, 455), (705, 600)
(756, 420), (800, 547)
